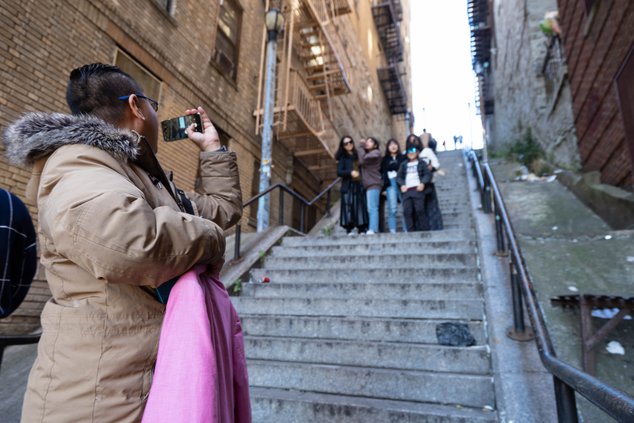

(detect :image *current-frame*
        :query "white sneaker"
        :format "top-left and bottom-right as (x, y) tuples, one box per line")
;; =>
(389, 229), (396, 234)
(366, 230), (376, 235)
(347, 232), (355, 236)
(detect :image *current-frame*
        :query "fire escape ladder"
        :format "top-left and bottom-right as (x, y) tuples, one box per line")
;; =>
(468, 0), (493, 116)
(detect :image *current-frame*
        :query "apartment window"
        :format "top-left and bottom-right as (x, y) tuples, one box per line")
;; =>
(114, 50), (162, 101)
(155, 0), (173, 14)
(213, 0), (242, 80)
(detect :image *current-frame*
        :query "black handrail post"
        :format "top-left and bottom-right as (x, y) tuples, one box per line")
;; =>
(278, 190), (285, 226)
(507, 253), (534, 341)
(326, 190), (331, 217)
(554, 377), (579, 423)
(494, 198), (506, 255)
(299, 203), (305, 233)
(233, 222), (241, 261)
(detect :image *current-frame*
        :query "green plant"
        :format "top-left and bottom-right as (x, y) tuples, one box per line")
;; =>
(322, 225), (333, 236)
(229, 279), (242, 296)
(508, 128), (545, 172)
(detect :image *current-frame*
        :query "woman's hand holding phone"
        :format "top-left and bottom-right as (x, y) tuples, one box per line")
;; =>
(185, 106), (221, 152)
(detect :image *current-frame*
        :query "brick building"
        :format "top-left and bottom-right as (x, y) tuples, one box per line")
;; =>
(470, 0), (634, 191)
(557, 0), (634, 189)
(468, 0), (581, 170)
(0, 0), (411, 333)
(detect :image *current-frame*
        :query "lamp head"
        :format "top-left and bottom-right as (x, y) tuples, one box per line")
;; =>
(265, 8), (284, 34)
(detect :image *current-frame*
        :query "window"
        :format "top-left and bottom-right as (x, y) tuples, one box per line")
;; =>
(114, 50), (162, 101)
(155, 0), (173, 14)
(213, 0), (242, 80)
(615, 46), (634, 174)
(583, 0), (596, 15)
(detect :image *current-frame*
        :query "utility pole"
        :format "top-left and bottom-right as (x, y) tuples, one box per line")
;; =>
(257, 8), (284, 232)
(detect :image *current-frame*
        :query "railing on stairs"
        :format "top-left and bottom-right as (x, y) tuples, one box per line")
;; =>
(233, 178), (341, 261)
(466, 149), (634, 422)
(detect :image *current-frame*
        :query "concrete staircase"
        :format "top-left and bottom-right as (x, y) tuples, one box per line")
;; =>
(231, 151), (497, 422)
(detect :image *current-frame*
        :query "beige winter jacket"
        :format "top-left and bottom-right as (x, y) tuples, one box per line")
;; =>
(3, 113), (242, 423)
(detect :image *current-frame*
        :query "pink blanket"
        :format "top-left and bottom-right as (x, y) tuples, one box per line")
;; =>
(142, 266), (251, 423)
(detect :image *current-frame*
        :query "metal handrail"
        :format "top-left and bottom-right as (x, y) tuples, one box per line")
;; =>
(233, 178), (341, 260)
(466, 150), (634, 422)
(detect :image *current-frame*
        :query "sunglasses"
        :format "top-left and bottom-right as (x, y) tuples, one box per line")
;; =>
(343, 140), (353, 145)
(407, 148), (418, 154)
(118, 94), (159, 112)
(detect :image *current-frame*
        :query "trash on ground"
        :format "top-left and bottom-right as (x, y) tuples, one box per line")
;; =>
(568, 286), (578, 292)
(606, 341), (625, 355)
(627, 256), (634, 263)
(604, 235), (613, 240)
(592, 308), (620, 319)
(545, 175), (557, 182)
(436, 322), (476, 347)
(552, 226), (558, 231)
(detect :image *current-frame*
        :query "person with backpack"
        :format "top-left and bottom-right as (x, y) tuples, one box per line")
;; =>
(0, 189), (37, 319)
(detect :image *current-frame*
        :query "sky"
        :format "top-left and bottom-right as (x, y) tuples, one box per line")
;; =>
(409, 1), (484, 150)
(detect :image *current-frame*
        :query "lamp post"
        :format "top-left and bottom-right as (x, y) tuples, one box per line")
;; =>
(257, 8), (284, 233)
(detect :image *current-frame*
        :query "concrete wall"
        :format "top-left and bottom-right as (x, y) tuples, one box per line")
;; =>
(557, 0), (634, 190)
(489, 0), (580, 170)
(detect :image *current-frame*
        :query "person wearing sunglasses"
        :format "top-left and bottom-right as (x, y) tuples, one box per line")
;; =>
(336, 135), (369, 235)
(396, 144), (433, 232)
(4, 63), (242, 422)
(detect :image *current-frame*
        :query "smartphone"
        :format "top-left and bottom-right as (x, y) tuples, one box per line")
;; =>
(161, 114), (203, 142)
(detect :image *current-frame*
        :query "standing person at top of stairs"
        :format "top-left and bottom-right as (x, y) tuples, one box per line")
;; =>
(356, 137), (382, 235)
(407, 134), (444, 231)
(336, 135), (369, 235)
(397, 144), (433, 232)
(380, 139), (406, 233)
(420, 134), (444, 230)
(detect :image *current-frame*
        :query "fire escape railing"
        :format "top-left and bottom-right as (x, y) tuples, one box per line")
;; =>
(371, 0), (407, 116)
(466, 150), (634, 423)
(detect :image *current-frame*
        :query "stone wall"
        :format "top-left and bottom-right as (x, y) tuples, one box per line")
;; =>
(489, 0), (580, 170)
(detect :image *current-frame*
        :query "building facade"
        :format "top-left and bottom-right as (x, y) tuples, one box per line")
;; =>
(0, 0), (411, 333)
(556, 0), (634, 189)
(469, 0), (581, 170)
(470, 0), (634, 191)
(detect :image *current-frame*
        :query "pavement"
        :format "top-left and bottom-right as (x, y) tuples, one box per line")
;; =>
(488, 157), (634, 422)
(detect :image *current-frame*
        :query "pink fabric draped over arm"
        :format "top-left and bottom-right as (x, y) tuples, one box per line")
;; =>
(142, 266), (251, 423)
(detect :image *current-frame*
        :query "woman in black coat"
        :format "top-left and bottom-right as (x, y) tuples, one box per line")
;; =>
(336, 135), (368, 235)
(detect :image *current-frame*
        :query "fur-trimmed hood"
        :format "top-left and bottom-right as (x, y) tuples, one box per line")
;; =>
(3, 112), (141, 166)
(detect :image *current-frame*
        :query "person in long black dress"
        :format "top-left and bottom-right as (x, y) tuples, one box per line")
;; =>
(336, 135), (368, 235)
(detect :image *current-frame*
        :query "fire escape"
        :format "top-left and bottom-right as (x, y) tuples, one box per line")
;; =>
(372, 0), (408, 115)
(468, 0), (494, 116)
(254, 0), (352, 181)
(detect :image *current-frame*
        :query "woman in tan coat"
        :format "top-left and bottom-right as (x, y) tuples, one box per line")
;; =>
(3, 64), (242, 422)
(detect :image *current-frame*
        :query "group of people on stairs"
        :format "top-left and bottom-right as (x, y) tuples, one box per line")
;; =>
(336, 132), (444, 235)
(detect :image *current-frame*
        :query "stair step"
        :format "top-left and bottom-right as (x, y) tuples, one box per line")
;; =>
(244, 336), (490, 374)
(239, 315), (487, 345)
(251, 387), (497, 423)
(242, 281), (482, 300)
(250, 267), (478, 284)
(263, 253), (477, 269)
(248, 360), (496, 408)
(232, 297), (484, 320)
(282, 229), (474, 246)
(270, 240), (476, 256)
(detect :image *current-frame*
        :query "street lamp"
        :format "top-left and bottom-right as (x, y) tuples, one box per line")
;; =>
(257, 8), (284, 232)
